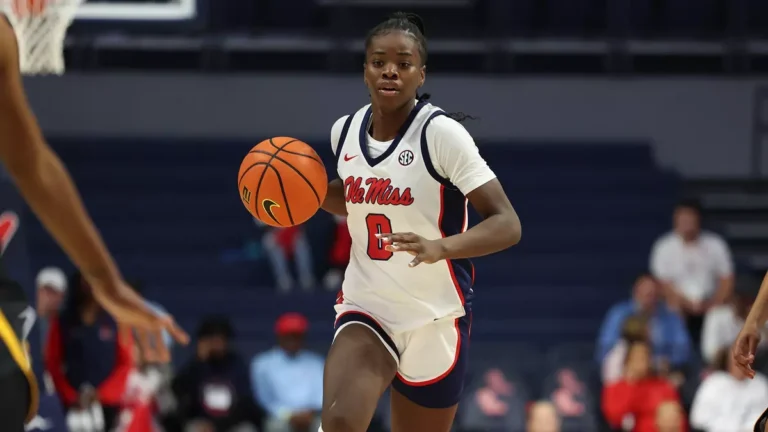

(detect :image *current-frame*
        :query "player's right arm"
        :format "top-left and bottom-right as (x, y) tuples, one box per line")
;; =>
(321, 116), (348, 216)
(0, 19), (187, 356)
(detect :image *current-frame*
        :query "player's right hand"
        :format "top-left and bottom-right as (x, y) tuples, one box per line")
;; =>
(732, 321), (761, 379)
(88, 278), (189, 362)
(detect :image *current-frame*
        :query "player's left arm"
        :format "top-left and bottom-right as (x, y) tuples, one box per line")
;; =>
(380, 117), (521, 266)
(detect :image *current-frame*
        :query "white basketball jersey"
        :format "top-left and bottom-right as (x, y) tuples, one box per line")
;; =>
(333, 101), (474, 333)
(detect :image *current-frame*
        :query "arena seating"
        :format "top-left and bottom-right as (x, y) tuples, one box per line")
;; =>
(27, 139), (679, 359)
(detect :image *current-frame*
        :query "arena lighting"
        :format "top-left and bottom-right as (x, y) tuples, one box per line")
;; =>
(75, 0), (196, 20)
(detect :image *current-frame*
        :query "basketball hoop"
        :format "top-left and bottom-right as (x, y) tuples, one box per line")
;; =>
(4, 0), (83, 75)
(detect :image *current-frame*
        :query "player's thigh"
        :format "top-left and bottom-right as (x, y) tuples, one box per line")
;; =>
(390, 314), (471, 432)
(323, 319), (398, 432)
(0, 365), (30, 431)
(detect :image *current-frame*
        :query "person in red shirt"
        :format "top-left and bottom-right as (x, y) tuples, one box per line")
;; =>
(45, 272), (134, 430)
(602, 341), (685, 432)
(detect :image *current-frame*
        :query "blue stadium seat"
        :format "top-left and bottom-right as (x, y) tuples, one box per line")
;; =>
(747, 0), (768, 36)
(546, 342), (598, 367)
(659, 0), (721, 37)
(543, 0), (593, 36)
(606, 0), (653, 37)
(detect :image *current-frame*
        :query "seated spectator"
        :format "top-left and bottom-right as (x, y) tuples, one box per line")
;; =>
(458, 367), (527, 431)
(251, 313), (323, 432)
(257, 219), (316, 292)
(655, 401), (686, 432)
(701, 273), (766, 365)
(35, 266), (67, 343)
(527, 400), (560, 432)
(650, 199), (734, 345)
(690, 348), (768, 431)
(323, 215), (351, 291)
(597, 274), (691, 375)
(602, 341), (682, 432)
(45, 271), (133, 430)
(172, 316), (262, 432)
(601, 315), (649, 384)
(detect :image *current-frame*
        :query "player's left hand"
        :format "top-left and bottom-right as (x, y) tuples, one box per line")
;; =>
(377, 232), (445, 267)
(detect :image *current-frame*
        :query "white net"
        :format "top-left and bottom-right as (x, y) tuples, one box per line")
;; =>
(3, 0), (83, 75)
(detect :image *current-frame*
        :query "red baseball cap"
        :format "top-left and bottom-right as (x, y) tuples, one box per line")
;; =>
(275, 312), (308, 335)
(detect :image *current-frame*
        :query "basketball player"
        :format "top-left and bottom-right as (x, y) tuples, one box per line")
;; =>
(0, 16), (188, 430)
(319, 12), (522, 432)
(733, 271), (768, 432)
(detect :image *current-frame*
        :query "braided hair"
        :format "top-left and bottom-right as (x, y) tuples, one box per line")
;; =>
(365, 12), (475, 123)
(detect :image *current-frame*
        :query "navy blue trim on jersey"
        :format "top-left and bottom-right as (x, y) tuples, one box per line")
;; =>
(392, 311), (472, 409)
(335, 114), (355, 167)
(440, 186), (475, 306)
(334, 311), (400, 360)
(421, 110), (474, 305)
(358, 100), (428, 168)
(419, 111), (456, 189)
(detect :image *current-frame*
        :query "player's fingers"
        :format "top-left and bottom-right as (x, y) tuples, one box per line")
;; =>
(377, 233), (417, 243)
(386, 242), (421, 253)
(409, 254), (427, 267)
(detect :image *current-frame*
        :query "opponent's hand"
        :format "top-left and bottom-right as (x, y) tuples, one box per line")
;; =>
(732, 321), (761, 379)
(88, 278), (188, 362)
(377, 232), (445, 267)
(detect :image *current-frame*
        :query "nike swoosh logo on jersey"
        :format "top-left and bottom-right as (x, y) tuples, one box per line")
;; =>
(344, 154), (357, 161)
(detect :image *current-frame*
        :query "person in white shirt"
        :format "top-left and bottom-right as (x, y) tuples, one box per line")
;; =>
(691, 348), (768, 432)
(650, 199), (734, 345)
(702, 275), (767, 365)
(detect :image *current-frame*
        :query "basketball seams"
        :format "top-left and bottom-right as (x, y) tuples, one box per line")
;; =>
(266, 139), (325, 166)
(267, 165), (295, 226)
(248, 149), (322, 205)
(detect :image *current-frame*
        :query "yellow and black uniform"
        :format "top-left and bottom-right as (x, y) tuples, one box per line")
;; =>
(0, 259), (38, 430)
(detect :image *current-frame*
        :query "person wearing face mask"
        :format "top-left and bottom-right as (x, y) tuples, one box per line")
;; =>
(172, 316), (263, 432)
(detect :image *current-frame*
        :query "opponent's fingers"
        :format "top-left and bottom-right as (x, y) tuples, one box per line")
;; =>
(749, 335), (760, 355)
(160, 315), (189, 345)
(152, 328), (171, 364)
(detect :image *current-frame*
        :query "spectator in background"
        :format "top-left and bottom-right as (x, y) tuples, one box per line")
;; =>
(526, 400), (561, 432)
(601, 315), (649, 384)
(690, 347), (768, 431)
(45, 271), (134, 430)
(597, 275), (691, 378)
(650, 199), (734, 345)
(655, 401), (686, 432)
(172, 316), (262, 432)
(701, 273), (766, 365)
(36, 266), (67, 343)
(602, 341), (681, 432)
(251, 312), (323, 432)
(323, 215), (351, 291)
(256, 218), (316, 293)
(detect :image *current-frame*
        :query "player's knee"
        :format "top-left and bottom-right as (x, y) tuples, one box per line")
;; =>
(321, 405), (364, 432)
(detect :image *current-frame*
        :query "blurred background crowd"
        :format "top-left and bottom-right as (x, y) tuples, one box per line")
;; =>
(3, 0), (768, 431)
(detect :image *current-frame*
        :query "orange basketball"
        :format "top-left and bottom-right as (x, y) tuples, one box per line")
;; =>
(238, 137), (328, 227)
